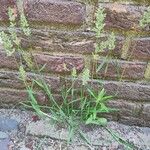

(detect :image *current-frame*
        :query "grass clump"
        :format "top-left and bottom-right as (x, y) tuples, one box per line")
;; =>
(0, 2), (139, 149)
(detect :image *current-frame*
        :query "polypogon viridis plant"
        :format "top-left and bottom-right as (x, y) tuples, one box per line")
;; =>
(93, 8), (116, 54)
(92, 7), (116, 75)
(0, 5), (136, 149)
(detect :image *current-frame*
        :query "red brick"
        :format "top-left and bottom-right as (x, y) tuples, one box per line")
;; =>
(102, 81), (150, 101)
(95, 59), (147, 80)
(0, 88), (46, 103)
(0, 71), (60, 92)
(102, 3), (148, 31)
(128, 38), (150, 61)
(142, 104), (150, 121)
(33, 54), (84, 74)
(0, 50), (18, 70)
(20, 30), (124, 58)
(107, 100), (142, 117)
(62, 79), (150, 101)
(0, 71), (24, 89)
(119, 116), (147, 126)
(22, 38), (95, 55)
(24, 0), (85, 25)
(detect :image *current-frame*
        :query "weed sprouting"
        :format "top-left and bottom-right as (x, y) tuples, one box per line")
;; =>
(0, 3), (140, 149)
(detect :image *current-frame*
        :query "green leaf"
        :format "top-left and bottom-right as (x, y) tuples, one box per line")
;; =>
(101, 95), (114, 102)
(67, 126), (75, 143)
(85, 115), (93, 125)
(86, 114), (107, 126)
(34, 79), (44, 89)
(39, 64), (46, 72)
(87, 88), (97, 99)
(100, 103), (109, 113)
(80, 97), (87, 111)
(97, 118), (107, 126)
(97, 88), (105, 102)
(96, 57), (108, 72)
(79, 130), (91, 145)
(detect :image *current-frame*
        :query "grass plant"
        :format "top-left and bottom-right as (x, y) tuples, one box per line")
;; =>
(0, 2), (148, 149)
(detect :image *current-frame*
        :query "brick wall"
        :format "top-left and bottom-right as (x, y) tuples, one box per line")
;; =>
(0, 0), (150, 127)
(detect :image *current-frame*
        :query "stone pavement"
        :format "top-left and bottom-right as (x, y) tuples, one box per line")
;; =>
(0, 109), (150, 150)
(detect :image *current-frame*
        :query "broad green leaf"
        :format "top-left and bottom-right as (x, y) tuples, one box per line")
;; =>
(97, 88), (105, 102)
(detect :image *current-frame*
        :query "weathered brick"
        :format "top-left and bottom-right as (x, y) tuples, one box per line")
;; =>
(0, 0), (17, 21)
(0, 71), (60, 92)
(0, 89), (46, 103)
(20, 30), (95, 54)
(0, 51), (18, 70)
(0, 0), (149, 127)
(128, 37), (150, 61)
(119, 116), (148, 126)
(70, 79), (150, 101)
(22, 38), (95, 54)
(142, 104), (150, 121)
(102, 81), (150, 101)
(62, 79), (150, 101)
(0, 71), (24, 89)
(95, 36), (124, 56)
(33, 54), (84, 74)
(105, 100), (145, 126)
(95, 59), (147, 80)
(102, 3), (148, 31)
(20, 30), (124, 58)
(24, 0), (85, 25)
(107, 100), (142, 117)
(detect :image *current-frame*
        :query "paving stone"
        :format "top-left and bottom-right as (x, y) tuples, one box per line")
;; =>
(26, 119), (150, 149)
(0, 118), (18, 131)
(26, 120), (69, 141)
